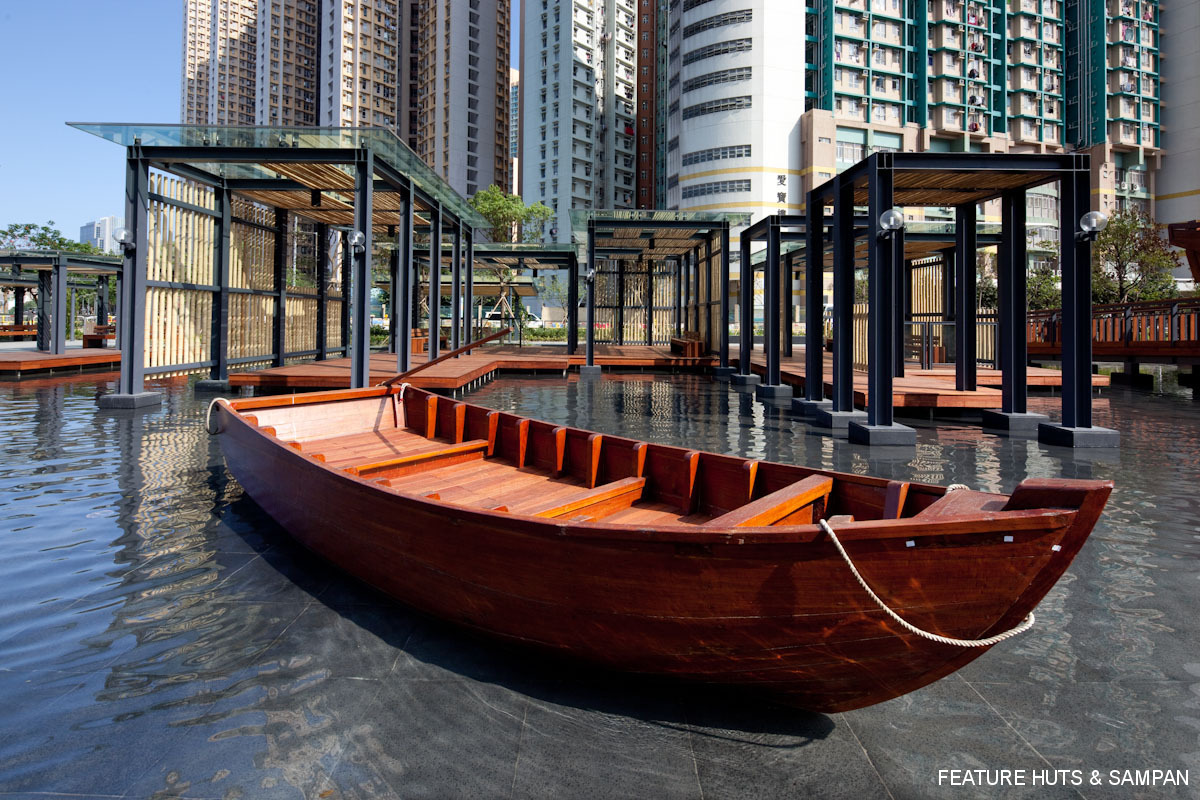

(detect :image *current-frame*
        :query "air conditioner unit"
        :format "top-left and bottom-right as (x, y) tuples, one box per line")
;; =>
(1115, 180), (1127, 189)
(969, 94), (982, 104)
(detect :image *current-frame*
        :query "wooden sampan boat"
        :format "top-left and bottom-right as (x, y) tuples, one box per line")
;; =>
(211, 383), (1111, 712)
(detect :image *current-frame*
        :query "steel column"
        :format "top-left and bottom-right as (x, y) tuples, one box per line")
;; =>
(866, 164), (896, 427)
(784, 252), (794, 358)
(644, 258), (653, 346)
(464, 229), (474, 346)
(999, 189), (1028, 413)
(895, 254), (908, 377)
(272, 209), (288, 366)
(704, 235), (713, 350)
(674, 257), (682, 337)
(586, 222), (596, 366)
(387, 225), (399, 354)
(567, 256), (579, 354)
(1060, 169), (1093, 428)
(940, 246), (955, 323)
(719, 223), (731, 367)
(96, 276), (109, 327)
(738, 234), (752, 375)
(36, 270), (51, 352)
(116, 151), (150, 397)
(451, 221), (462, 351)
(692, 246), (701, 333)
(315, 222), (329, 360)
(832, 177), (855, 412)
(805, 200), (825, 402)
(212, 184), (232, 378)
(350, 150), (374, 389)
(398, 190), (414, 372)
(616, 260), (625, 345)
(764, 221), (782, 386)
(954, 202), (978, 391)
(429, 205), (441, 359)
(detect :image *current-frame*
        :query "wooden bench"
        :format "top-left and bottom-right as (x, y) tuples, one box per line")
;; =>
(0, 324), (37, 339)
(704, 474), (834, 527)
(82, 324), (115, 348)
(669, 332), (704, 358)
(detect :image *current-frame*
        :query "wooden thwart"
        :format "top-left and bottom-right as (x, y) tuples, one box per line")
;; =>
(705, 475), (833, 527)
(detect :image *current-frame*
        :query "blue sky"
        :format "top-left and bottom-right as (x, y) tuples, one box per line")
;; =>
(0, 1), (522, 241)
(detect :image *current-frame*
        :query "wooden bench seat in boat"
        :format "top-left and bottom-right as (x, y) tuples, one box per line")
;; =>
(704, 474), (833, 527)
(914, 488), (1008, 518)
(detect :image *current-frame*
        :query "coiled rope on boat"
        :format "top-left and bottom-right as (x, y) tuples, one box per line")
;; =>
(204, 398), (226, 436)
(819, 485), (1035, 648)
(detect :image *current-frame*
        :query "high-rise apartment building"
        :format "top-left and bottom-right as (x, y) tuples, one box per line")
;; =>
(1157, 0), (1200, 227)
(417, 0), (511, 199)
(181, 0), (212, 124)
(634, 0), (659, 209)
(181, 0), (508, 200)
(209, 0), (259, 125)
(79, 217), (125, 254)
(511, 68), (521, 193)
(256, 0), (320, 126)
(520, 0), (640, 242)
(663, 3), (807, 216)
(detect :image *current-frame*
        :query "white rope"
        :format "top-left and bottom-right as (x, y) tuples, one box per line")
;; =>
(204, 398), (227, 436)
(397, 382), (411, 400)
(819, 518), (1035, 648)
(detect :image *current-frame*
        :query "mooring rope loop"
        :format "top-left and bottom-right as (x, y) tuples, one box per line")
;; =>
(819, 517), (1035, 648)
(397, 382), (411, 400)
(204, 398), (226, 436)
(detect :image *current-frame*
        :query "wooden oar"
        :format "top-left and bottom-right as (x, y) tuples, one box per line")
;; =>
(378, 327), (512, 386)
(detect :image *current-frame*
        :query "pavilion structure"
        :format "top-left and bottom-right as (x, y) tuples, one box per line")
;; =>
(569, 210), (747, 374)
(71, 123), (487, 407)
(742, 151), (1116, 447)
(0, 250), (121, 353)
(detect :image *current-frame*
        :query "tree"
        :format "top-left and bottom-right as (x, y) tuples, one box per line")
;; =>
(535, 273), (577, 319)
(468, 185), (553, 243)
(1092, 209), (1180, 304)
(0, 221), (106, 254)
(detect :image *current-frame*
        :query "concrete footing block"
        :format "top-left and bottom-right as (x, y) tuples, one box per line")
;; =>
(578, 365), (602, 379)
(97, 392), (163, 409)
(812, 408), (868, 429)
(194, 379), (232, 393)
(848, 421), (917, 446)
(1037, 423), (1121, 448)
(730, 373), (760, 386)
(712, 366), (736, 381)
(980, 410), (1049, 432)
(792, 398), (832, 417)
(755, 383), (793, 401)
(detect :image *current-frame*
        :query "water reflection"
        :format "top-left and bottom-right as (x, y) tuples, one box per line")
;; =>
(0, 372), (1196, 797)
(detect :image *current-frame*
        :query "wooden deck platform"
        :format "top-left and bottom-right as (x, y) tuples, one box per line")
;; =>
(228, 345), (715, 391)
(228, 343), (1106, 409)
(0, 348), (122, 378)
(739, 349), (1108, 409)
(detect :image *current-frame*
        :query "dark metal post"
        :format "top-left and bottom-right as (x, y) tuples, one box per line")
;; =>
(52, 258), (66, 354)
(350, 150), (374, 389)
(398, 190), (413, 372)
(895, 254), (908, 377)
(692, 246), (701, 333)
(674, 257), (682, 337)
(567, 255), (579, 354)
(805, 198), (826, 404)
(644, 258), (653, 346)
(764, 220), (782, 387)
(703, 235), (713, 350)
(865, 164), (896, 427)
(387, 225), (399, 354)
(1000, 189), (1028, 413)
(451, 221), (462, 351)
(682, 250), (691, 331)
(105, 148), (155, 405)
(1038, 161), (1117, 446)
(340, 234), (352, 355)
(14, 279), (25, 326)
(954, 202), (977, 391)
(36, 270), (52, 352)
(784, 252), (794, 358)
(96, 276), (109, 327)
(616, 260), (625, 345)
(940, 246), (955, 322)
(718, 222), (731, 369)
(464, 228), (474, 346)
(832, 176), (855, 412)
(211, 184), (232, 379)
(315, 222), (329, 360)
(429, 205), (442, 359)
(272, 209), (288, 366)
(737, 233), (753, 377)
(585, 221), (597, 368)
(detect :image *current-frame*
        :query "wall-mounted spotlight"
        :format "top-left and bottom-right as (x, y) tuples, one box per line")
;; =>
(586, 268), (596, 283)
(877, 208), (906, 241)
(1076, 210), (1108, 242)
(348, 230), (366, 254)
(113, 227), (135, 253)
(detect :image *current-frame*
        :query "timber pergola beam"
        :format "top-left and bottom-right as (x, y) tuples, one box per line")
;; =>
(70, 123), (486, 406)
(801, 150), (1113, 447)
(570, 210), (747, 374)
(0, 250), (122, 356)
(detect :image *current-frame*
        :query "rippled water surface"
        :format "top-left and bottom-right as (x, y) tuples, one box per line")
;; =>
(0, 370), (1197, 799)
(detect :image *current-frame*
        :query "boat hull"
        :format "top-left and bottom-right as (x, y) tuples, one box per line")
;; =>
(214, 392), (1109, 712)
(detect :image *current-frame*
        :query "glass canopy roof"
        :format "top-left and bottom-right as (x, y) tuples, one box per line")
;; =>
(69, 123), (488, 229)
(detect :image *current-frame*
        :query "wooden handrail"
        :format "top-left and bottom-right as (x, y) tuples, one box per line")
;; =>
(379, 327), (511, 386)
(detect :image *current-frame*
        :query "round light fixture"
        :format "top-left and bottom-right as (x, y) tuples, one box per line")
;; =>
(1079, 211), (1108, 235)
(348, 230), (366, 253)
(879, 208), (906, 232)
(113, 227), (134, 248)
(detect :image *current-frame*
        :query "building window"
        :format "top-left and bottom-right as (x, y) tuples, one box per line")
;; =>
(682, 9), (753, 39)
(681, 144), (752, 166)
(681, 179), (752, 199)
(682, 38), (753, 67)
(681, 66), (752, 93)
(682, 95), (752, 120)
